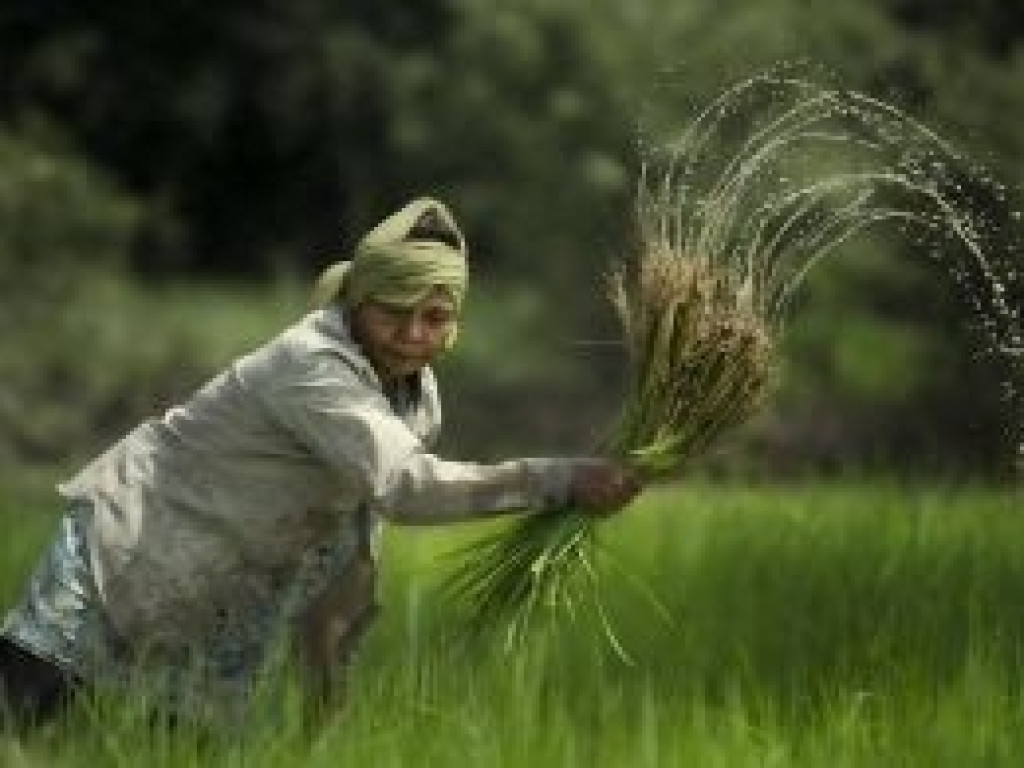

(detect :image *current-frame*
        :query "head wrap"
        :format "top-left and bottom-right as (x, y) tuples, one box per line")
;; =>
(311, 198), (468, 312)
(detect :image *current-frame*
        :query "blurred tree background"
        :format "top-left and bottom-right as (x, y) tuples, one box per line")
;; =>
(1, 0), (1021, 477)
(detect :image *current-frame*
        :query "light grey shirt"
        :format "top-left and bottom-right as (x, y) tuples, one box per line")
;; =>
(56, 306), (580, 651)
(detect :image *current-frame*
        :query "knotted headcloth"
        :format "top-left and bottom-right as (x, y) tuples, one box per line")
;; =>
(311, 198), (468, 313)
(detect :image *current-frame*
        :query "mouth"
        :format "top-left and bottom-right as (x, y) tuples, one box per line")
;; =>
(381, 349), (430, 370)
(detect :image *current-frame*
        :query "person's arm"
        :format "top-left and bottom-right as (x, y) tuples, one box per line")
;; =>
(375, 452), (582, 524)
(255, 348), (617, 523)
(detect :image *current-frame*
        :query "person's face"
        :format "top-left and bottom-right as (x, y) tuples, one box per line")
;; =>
(352, 287), (458, 381)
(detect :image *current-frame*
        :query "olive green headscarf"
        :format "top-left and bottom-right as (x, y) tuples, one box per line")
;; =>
(311, 198), (468, 313)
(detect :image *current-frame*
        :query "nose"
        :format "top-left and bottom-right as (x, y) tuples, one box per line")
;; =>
(400, 315), (429, 343)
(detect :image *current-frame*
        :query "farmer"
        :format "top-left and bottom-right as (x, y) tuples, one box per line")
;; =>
(0, 197), (642, 728)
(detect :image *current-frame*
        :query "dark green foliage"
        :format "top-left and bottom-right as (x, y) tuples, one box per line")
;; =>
(0, 0), (1021, 473)
(0, 1), (632, 285)
(0, 131), (135, 462)
(0, 2), (458, 274)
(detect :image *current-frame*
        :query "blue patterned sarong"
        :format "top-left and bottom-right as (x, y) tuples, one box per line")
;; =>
(1, 500), (376, 723)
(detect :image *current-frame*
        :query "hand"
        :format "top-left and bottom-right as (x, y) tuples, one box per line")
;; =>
(569, 460), (644, 516)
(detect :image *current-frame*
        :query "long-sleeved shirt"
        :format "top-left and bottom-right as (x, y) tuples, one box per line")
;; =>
(3, 306), (584, 713)
(60, 305), (578, 647)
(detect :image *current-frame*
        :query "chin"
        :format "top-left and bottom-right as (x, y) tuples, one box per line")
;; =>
(387, 357), (430, 378)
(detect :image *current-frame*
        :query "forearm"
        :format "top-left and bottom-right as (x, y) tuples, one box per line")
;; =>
(374, 453), (585, 524)
(296, 555), (377, 682)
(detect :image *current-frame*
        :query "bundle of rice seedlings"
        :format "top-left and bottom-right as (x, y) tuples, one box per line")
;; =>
(440, 168), (778, 655)
(604, 243), (775, 476)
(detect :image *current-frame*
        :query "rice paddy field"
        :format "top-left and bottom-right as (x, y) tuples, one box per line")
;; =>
(2, 470), (1023, 766)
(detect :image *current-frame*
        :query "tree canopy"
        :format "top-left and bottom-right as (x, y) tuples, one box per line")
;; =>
(1, 0), (1021, 474)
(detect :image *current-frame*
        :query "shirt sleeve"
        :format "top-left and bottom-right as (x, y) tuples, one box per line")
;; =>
(257, 347), (581, 524)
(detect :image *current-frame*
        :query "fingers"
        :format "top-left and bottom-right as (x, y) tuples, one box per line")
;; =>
(570, 460), (644, 515)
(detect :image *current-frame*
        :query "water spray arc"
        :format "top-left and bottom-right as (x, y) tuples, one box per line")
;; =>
(442, 71), (1024, 655)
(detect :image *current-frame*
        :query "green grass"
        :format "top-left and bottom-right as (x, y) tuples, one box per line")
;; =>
(2, 474), (1022, 766)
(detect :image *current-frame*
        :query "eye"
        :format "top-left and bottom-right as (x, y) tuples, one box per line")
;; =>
(422, 308), (456, 326)
(373, 303), (413, 322)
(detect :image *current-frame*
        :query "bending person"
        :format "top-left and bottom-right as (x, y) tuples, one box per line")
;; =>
(0, 198), (641, 728)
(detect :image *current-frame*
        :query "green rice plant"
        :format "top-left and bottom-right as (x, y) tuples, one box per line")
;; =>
(439, 168), (779, 656)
